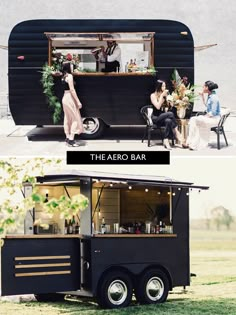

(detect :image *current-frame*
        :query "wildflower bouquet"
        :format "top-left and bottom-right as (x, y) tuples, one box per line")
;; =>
(167, 69), (198, 108)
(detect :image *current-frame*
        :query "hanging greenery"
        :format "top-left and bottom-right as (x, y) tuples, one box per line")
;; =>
(0, 158), (89, 237)
(40, 63), (62, 124)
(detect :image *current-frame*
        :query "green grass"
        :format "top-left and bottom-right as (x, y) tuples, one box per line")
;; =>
(1, 229), (236, 315)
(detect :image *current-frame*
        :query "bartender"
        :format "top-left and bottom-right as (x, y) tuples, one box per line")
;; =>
(92, 40), (121, 72)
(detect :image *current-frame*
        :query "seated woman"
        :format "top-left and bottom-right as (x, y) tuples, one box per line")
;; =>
(150, 80), (183, 150)
(183, 80), (221, 150)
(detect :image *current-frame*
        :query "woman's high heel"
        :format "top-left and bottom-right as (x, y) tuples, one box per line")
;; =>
(67, 140), (80, 147)
(163, 139), (172, 150)
(182, 143), (189, 149)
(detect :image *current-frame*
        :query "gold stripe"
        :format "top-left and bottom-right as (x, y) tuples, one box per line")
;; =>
(15, 270), (71, 277)
(15, 255), (70, 261)
(15, 263), (71, 269)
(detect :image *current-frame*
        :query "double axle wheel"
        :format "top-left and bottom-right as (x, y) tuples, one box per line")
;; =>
(97, 268), (169, 309)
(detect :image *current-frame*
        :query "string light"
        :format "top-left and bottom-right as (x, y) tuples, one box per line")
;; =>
(145, 188), (149, 192)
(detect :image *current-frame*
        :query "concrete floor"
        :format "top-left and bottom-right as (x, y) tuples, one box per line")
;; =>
(0, 117), (235, 158)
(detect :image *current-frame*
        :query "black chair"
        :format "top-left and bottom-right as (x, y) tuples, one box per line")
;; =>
(140, 105), (175, 147)
(211, 111), (230, 150)
(196, 109), (230, 150)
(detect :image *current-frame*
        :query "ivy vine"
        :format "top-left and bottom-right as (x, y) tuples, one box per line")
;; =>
(40, 64), (62, 124)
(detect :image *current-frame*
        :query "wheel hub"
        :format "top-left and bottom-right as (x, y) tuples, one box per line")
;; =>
(146, 276), (164, 301)
(82, 117), (100, 134)
(108, 280), (128, 305)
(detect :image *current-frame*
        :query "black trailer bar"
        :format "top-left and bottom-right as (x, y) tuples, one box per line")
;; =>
(0, 170), (208, 309)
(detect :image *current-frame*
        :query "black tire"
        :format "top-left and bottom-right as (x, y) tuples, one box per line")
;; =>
(34, 293), (65, 302)
(135, 269), (169, 304)
(81, 117), (106, 139)
(97, 270), (133, 309)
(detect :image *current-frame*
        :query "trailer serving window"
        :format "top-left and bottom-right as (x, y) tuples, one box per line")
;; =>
(45, 32), (155, 75)
(34, 181), (81, 234)
(92, 179), (173, 235)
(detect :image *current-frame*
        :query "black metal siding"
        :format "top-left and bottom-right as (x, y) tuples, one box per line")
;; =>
(9, 19), (194, 125)
(1, 238), (81, 296)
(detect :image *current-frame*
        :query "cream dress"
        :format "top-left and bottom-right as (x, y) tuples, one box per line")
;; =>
(62, 74), (84, 137)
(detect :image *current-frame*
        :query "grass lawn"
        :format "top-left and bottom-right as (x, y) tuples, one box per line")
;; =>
(1, 229), (236, 315)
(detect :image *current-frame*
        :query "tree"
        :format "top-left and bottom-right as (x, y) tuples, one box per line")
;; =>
(0, 158), (88, 237)
(222, 208), (234, 230)
(211, 205), (234, 230)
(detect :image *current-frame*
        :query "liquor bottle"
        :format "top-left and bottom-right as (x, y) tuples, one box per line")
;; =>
(125, 62), (129, 73)
(72, 215), (76, 234)
(64, 219), (68, 234)
(159, 221), (163, 234)
(101, 217), (106, 234)
(68, 219), (73, 234)
(75, 221), (80, 234)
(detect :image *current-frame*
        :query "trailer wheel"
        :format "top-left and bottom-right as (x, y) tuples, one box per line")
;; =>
(97, 271), (133, 309)
(34, 293), (65, 302)
(135, 269), (169, 304)
(82, 117), (106, 139)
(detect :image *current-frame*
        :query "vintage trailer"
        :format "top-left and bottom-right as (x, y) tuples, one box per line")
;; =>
(8, 19), (194, 138)
(0, 171), (208, 308)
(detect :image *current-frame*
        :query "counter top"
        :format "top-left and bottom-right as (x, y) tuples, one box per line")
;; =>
(93, 234), (177, 238)
(2, 234), (82, 239)
(52, 71), (154, 77)
(2, 233), (177, 239)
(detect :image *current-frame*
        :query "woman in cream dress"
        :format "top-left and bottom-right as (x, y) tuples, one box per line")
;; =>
(61, 62), (84, 147)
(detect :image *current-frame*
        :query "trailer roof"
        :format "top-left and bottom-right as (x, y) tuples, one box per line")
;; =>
(36, 170), (209, 190)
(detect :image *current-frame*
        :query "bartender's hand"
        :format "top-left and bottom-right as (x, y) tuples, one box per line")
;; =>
(77, 102), (82, 109)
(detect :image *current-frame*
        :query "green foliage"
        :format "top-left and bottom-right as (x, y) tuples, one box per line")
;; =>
(40, 64), (62, 124)
(0, 158), (88, 236)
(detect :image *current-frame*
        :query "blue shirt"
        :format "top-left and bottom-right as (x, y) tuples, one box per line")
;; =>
(206, 91), (221, 116)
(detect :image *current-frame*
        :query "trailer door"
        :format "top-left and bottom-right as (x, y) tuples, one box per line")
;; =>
(1, 237), (81, 296)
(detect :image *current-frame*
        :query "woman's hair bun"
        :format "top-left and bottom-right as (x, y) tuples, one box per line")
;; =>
(205, 80), (218, 91)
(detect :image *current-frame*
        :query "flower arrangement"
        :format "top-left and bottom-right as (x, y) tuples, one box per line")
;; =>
(167, 69), (198, 108)
(52, 49), (80, 71)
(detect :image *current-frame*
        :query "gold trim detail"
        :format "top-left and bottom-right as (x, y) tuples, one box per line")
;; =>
(15, 263), (71, 269)
(15, 255), (70, 261)
(15, 270), (71, 277)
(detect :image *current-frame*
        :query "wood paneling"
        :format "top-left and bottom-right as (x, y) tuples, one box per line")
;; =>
(120, 188), (170, 224)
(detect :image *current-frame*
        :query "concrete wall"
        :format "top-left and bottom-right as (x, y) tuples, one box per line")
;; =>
(0, 0), (235, 115)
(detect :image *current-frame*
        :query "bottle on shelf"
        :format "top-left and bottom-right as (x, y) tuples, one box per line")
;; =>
(125, 61), (129, 73)
(101, 217), (106, 234)
(68, 219), (73, 234)
(159, 221), (163, 234)
(72, 215), (76, 234)
(64, 219), (68, 234)
(75, 221), (80, 234)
